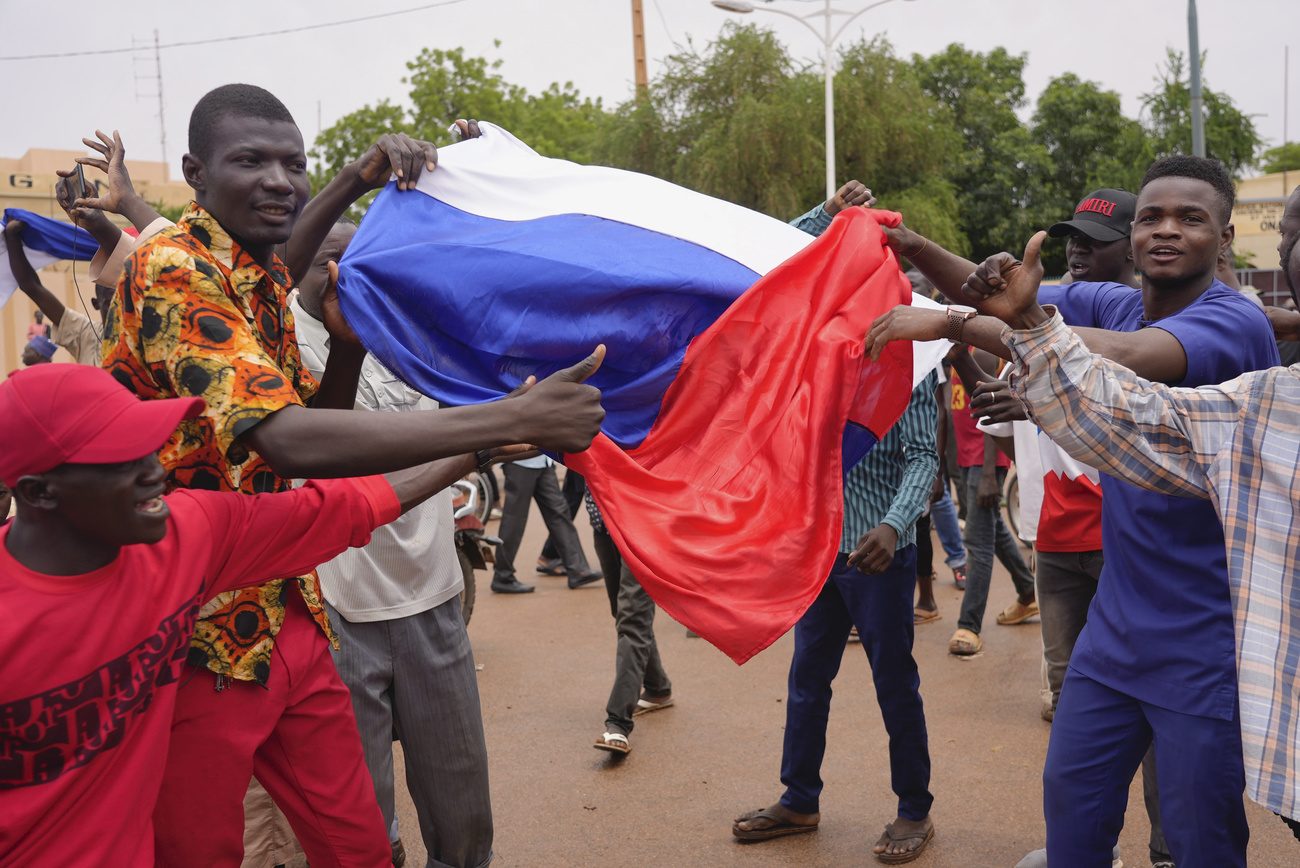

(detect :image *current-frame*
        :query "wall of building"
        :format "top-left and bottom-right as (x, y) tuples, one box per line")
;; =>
(1232, 171), (1298, 273)
(1, 148), (192, 375)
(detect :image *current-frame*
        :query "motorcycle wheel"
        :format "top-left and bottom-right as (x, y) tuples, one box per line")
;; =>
(457, 547), (477, 626)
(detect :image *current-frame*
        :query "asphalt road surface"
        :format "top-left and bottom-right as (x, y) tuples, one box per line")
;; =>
(323, 484), (1298, 868)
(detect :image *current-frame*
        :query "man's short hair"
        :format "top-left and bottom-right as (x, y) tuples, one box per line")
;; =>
(188, 84), (296, 161)
(1139, 155), (1235, 225)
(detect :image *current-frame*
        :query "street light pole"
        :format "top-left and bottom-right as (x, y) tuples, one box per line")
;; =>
(1188, 0), (1205, 157)
(823, 1), (835, 201)
(711, 0), (916, 201)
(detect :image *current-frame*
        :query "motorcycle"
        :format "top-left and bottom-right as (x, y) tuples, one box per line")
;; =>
(450, 479), (500, 626)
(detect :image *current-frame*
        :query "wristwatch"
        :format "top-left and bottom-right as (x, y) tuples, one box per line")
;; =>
(475, 450), (493, 473)
(946, 305), (978, 343)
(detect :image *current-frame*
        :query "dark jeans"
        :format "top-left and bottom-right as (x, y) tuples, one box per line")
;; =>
(539, 469), (586, 563)
(779, 548), (932, 821)
(493, 463), (590, 583)
(1037, 548), (1169, 860)
(957, 465), (1035, 634)
(591, 528), (670, 736)
(1045, 670), (1246, 868)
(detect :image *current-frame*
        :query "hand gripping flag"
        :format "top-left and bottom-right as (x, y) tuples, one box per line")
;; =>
(337, 124), (941, 663)
(0, 209), (99, 309)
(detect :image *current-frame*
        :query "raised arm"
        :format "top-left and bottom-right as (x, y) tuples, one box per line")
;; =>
(73, 130), (168, 233)
(867, 235), (1193, 384)
(284, 133), (437, 284)
(3, 221), (67, 325)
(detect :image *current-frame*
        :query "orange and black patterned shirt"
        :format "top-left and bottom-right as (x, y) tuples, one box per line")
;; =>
(101, 203), (336, 685)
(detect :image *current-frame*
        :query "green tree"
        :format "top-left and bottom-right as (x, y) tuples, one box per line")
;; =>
(911, 45), (1051, 262)
(1259, 143), (1300, 175)
(597, 25), (968, 252)
(1029, 73), (1153, 273)
(311, 44), (609, 218)
(1141, 50), (1262, 177)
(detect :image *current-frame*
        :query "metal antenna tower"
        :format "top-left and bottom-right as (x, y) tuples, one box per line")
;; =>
(132, 30), (168, 171)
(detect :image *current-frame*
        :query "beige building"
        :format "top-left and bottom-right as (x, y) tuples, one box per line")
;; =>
(1232, 171), (1298, 272)
(1, 148), (192, 375)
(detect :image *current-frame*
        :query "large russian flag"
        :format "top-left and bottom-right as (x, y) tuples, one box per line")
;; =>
(338, 124), (944, 663)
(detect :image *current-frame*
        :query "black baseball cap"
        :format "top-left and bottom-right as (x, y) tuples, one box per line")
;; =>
(1048, 189), (1138, 243)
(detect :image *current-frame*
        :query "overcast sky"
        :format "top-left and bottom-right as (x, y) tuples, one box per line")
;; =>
(1, 0), (1295, 178)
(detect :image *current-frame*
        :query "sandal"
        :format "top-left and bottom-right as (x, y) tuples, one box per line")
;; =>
(913, 606), (941, 625)
(875, 820), (935, 864)
(948, 628), (982, 656)
(633, 692), (674, 716)
(996, 599), (1039, 625)
(732, 807), (819, 841)
(593, 732), (630, 755)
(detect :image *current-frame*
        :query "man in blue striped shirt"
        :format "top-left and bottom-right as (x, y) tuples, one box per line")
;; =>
(733, 362), (941, 863)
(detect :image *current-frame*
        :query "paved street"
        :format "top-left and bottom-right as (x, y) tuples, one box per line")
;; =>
(373, 488), (1298, 867)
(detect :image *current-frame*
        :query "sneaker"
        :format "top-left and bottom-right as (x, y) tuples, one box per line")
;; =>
(952, 564), (967, 591)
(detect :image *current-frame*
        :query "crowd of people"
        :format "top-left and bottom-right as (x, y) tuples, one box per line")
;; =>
(1, 76), (1299, 868)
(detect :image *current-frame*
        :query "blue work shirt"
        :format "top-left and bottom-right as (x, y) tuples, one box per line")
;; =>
(1039, 279), (1279, 720)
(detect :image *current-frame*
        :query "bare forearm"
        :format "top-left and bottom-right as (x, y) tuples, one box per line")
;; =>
(1071, 326), (1188, 384)
(285, 164), (366, 283)
(950, 348), (997, 389)
(117, 194), (167, 234)
(8, 245), (65, 324)
(894, 227), (980, 303)
(981, 434), (999, 472)
(384, 454), (475, 514)
(244, 402), (526, 480)
(308, 345), (367, 410)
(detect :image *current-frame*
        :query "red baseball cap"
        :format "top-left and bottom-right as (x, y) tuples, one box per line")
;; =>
(0, 364), (205, 486)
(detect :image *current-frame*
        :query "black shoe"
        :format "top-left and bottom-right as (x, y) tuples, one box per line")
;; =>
(536, 558), (567, 576)
(491, 577), (535, 594)
(391, 838), (407, 868)
(567, 569), (603, 589)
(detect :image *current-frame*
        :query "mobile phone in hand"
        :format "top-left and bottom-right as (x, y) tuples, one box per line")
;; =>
(59, 164), (87, 204)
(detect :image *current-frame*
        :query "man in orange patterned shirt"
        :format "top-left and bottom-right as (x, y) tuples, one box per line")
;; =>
(102, 84), (606, 868)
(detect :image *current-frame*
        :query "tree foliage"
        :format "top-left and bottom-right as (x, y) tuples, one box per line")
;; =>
(311, 29), (1267, 274)
(1259, 143), (1300, 175)
(1141, 50), (1262, 177)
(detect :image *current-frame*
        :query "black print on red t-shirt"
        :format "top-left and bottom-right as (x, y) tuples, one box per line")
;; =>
(0, 593), (201, 790)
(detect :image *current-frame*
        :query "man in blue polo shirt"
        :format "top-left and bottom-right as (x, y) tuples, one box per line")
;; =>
(862, 155), (1278, 867)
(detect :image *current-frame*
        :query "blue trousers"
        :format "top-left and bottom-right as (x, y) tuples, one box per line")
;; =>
(1045, 669), (1248, 868)
(779, 548), (933, 820)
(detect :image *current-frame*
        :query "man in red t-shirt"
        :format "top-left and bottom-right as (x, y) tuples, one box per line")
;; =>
(0, 364), (454, 866)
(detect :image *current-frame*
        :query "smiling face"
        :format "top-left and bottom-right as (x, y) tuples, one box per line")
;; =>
(182, 115), (309, 260)
(36, 454), (171, 547)
(1131, 176), (1231, 291)
(1065, 233), (1134, 284)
